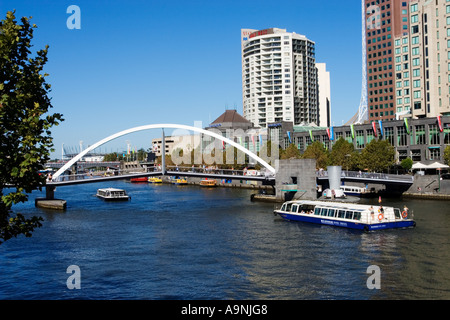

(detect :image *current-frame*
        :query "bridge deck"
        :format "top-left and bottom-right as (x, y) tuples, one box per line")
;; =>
(47, 170), (273, 186)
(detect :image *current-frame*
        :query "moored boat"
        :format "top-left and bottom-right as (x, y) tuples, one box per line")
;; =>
(340, 185), (375, 197)
(96, 188), (130, 201)
(148, 177), (162, 183)
(130, 177), (148, 183)
(172, 177), (188, 185)
(200, 179), (217, 187)
(274, 200), (415, 231)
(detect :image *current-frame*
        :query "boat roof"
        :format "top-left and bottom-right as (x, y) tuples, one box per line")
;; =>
(284, 200), (393, 210)
(98, 188), (126, 192)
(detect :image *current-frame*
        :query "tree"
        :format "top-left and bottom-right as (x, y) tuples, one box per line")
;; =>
(444, 146), (450, 165)
(359, 139), (395, 172)
(329, 138), (354, 169)
(1, 11), (63, 244)
(400, 158), (413, 172)
(280, 143), (301, 160)
(302, 141), (329, 169)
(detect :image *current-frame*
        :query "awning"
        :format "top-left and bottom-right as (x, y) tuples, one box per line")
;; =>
(427, 162), (449, 169)
(412, 162), (428, 169)
(412, 162), (449, 169)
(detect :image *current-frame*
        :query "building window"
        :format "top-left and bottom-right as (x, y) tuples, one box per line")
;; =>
(356, 130), (364, 149)
(397, 126), (408, 146)
(429, 124), (440, 145)
(429, 148), (440, 160)
(385, 127), (394, 145)
(415, 125), (426, 144)
(444, 126), (450, 145)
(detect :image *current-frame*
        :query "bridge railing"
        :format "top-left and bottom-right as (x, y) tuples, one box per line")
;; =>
(49, 165), (271, 183)
(317, 170), (414, 182)
(49, 167), (148, 183)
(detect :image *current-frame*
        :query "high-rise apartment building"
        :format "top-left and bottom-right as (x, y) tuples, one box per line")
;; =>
(366, 0), (450, 121)
(241, 28), (323, 128)
(366, 0), (410, 121)
(394, 0), (450, 119)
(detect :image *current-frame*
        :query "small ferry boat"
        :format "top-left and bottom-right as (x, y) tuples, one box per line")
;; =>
(130, 177), (148, 183)
(340, 185), (374, 197)
(274, 200), (415, 231)
(96, 188), (130, 201)
(172, 177), (188, 185)
(148, 177), (162, 183)
(200, 179), (217, 187)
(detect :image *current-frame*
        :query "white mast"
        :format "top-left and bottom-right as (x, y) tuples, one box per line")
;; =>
(356, 0), (368, 124)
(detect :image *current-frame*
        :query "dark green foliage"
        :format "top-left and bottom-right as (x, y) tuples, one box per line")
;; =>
(1, 11), (63, 244)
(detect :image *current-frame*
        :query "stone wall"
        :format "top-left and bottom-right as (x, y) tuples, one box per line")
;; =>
(274, 159), (317, 201)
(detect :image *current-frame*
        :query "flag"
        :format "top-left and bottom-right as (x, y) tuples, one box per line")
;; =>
(372, 121), (377, 137)
(330, 127), (334, 141)
(309, 130), (313, 141)
(350, 124), (355, 139)
(404, 118), (410, 134)
(287, 131), (292, 143)
(326, 128), (330, 140)
(438, 116), (443, 132)
(378, 120), (383, 136)
(251, 135), (255, 147)
(259, 134), (263, 146)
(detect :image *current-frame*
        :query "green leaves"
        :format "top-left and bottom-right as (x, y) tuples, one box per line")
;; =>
(1, 11), (64, 244)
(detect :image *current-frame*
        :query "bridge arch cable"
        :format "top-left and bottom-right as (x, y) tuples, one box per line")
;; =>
(51, 124), (276, 180)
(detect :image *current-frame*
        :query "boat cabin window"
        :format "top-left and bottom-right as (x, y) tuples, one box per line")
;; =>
(291, 204), (298, 213)
(281, 204), (287, 211)
(314, 207), (321, 215)
(321, 208), (328, 216)
(345, 210), (353, 220)
(337, 210), (346, 219)
(328, 209), (336, 217)
(286, 203), (292, 212)
(394, 208), (401, 219)
(353, 211), (361, 221)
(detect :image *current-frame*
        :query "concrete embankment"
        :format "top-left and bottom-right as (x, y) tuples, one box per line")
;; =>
(403, 174), (450, 200)
(35, 198), (67, 210)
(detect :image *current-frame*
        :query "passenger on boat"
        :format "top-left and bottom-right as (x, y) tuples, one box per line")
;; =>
(402, 205), (409, 218)
(369, 206), (374, 220)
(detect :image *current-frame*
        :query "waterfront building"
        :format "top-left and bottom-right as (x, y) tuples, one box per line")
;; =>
(241, 28), (328, 128)
(269, 116), (450, 164)
(393, 0), (450, 119)
(205, 109), (262, 157)
(317, 63), (331, 127)
(365, 0), (411, 121)
(365, 0), (450, 121)
(151, 134), (201, 157)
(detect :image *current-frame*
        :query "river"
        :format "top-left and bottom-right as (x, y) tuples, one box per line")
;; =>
(1, 180), (449, 300)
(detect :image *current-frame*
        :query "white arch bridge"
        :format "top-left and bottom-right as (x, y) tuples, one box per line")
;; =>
(45, 124), (276, 195)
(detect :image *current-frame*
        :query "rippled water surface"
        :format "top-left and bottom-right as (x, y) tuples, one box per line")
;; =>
(1, 181), (449, 300)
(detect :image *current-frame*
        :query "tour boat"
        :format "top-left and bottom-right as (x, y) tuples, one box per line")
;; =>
(96, 188), (130, 201)
(172, 177), (188, 185)
(340, 185), (374, 197)
(130, 177), (148, 183)
(200, 179), (217, 187)
(148, 177), (162, 183)
(274, 200), (416, 231)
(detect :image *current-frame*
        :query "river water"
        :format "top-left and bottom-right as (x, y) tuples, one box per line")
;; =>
(1, 180), (449, 300)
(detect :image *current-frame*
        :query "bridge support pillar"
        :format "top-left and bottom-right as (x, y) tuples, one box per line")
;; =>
(35, 185), (67, 210)
(275, 159), (317, 202)
(161, 129), (166, 175)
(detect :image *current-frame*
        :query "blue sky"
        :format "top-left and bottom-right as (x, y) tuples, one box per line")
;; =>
(1, 0), (363, 158)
